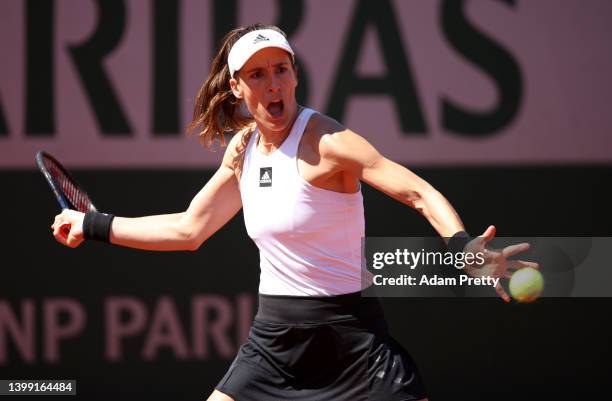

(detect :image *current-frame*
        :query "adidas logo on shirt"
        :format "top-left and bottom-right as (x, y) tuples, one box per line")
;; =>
(259, 167), (272, 187)
(253, 34), (270, 44)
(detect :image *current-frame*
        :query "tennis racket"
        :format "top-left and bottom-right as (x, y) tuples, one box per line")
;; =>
(35, 150), (97, 237)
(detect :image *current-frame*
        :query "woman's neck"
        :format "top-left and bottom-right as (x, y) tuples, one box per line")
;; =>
(257, 104), (302, 153)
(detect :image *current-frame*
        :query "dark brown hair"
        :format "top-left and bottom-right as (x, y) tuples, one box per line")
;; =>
(187, 23), (289, 148)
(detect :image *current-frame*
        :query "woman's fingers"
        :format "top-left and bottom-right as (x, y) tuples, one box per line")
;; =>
(508, 260), (539, 270)
(479, 225), (496, 245)
(52, 210), (85, 248)
(52, 211), (75, 245)
(494, 282), (511, 303)
(502, 242), (530, 258)
(53, 223), (66, 243)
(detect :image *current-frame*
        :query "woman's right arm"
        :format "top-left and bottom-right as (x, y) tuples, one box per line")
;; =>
(51, 137), (243, 251)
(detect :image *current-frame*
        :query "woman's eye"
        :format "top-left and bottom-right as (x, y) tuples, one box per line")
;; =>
(278, 66), (287, 73)
(250, 71), (261, 79)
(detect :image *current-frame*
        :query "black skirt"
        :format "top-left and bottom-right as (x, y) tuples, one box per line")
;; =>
(215, 291), (428, 401)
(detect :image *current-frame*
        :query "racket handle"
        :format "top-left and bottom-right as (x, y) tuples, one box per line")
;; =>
(60, 223), (71, 238)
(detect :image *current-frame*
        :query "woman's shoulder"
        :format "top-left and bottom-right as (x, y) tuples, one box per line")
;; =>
(302, 110), (376, 164)
(221, 122), (257, 175)
(305, 110), (345, 137)
(303, 110), (355, 157)
(223, 122), (253, 153)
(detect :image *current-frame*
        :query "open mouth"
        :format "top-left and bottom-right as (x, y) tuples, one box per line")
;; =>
(266, 100), (284, 118)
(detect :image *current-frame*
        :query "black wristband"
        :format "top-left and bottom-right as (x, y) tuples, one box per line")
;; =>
(82, 211), (115, 242)
(448, 230), (472, 255)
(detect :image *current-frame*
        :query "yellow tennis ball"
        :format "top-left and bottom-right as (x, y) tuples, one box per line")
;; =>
(509, 267), (544, 303)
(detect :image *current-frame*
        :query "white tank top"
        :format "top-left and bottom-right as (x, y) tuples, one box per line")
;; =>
(239, 108), (365, 296)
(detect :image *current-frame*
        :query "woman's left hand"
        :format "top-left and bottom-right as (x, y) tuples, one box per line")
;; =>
(463, 225), (539, 302)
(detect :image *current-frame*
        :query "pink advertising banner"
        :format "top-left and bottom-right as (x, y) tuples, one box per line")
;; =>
(1, 0), (611, 168)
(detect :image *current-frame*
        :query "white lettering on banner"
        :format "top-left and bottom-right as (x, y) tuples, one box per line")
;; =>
(1, 0), (611, 167)
(0, 295), (254, 365)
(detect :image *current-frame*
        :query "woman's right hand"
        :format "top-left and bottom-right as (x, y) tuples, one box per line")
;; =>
(51, 209), (85, 248)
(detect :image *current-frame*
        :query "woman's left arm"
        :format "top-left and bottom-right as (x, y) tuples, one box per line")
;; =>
(319, 125), (538, 302)
(319, 126), (464, 239)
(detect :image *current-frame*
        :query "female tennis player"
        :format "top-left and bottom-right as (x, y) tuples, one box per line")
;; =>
(52, 24), (535, 401)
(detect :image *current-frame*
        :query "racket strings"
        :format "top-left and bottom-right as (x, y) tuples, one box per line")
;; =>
(46, 159), (92, 213)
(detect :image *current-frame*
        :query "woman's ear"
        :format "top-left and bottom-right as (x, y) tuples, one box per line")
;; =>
(230, 78), (242, 99)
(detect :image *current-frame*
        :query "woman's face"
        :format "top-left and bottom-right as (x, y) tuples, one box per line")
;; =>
(230, 47), (298, 135)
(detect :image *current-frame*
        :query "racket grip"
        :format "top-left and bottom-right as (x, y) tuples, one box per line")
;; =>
(60, 223), (71, 238)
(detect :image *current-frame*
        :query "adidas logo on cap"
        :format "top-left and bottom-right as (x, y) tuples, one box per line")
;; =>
(259, 167), (272, 187)
(253, 34), (270, 44)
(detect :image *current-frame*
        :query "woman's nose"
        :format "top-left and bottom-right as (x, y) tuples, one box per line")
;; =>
(268, 75), (281, 92)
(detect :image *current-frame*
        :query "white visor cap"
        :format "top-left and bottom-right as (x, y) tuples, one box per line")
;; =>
(228, 29), (294, 78)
